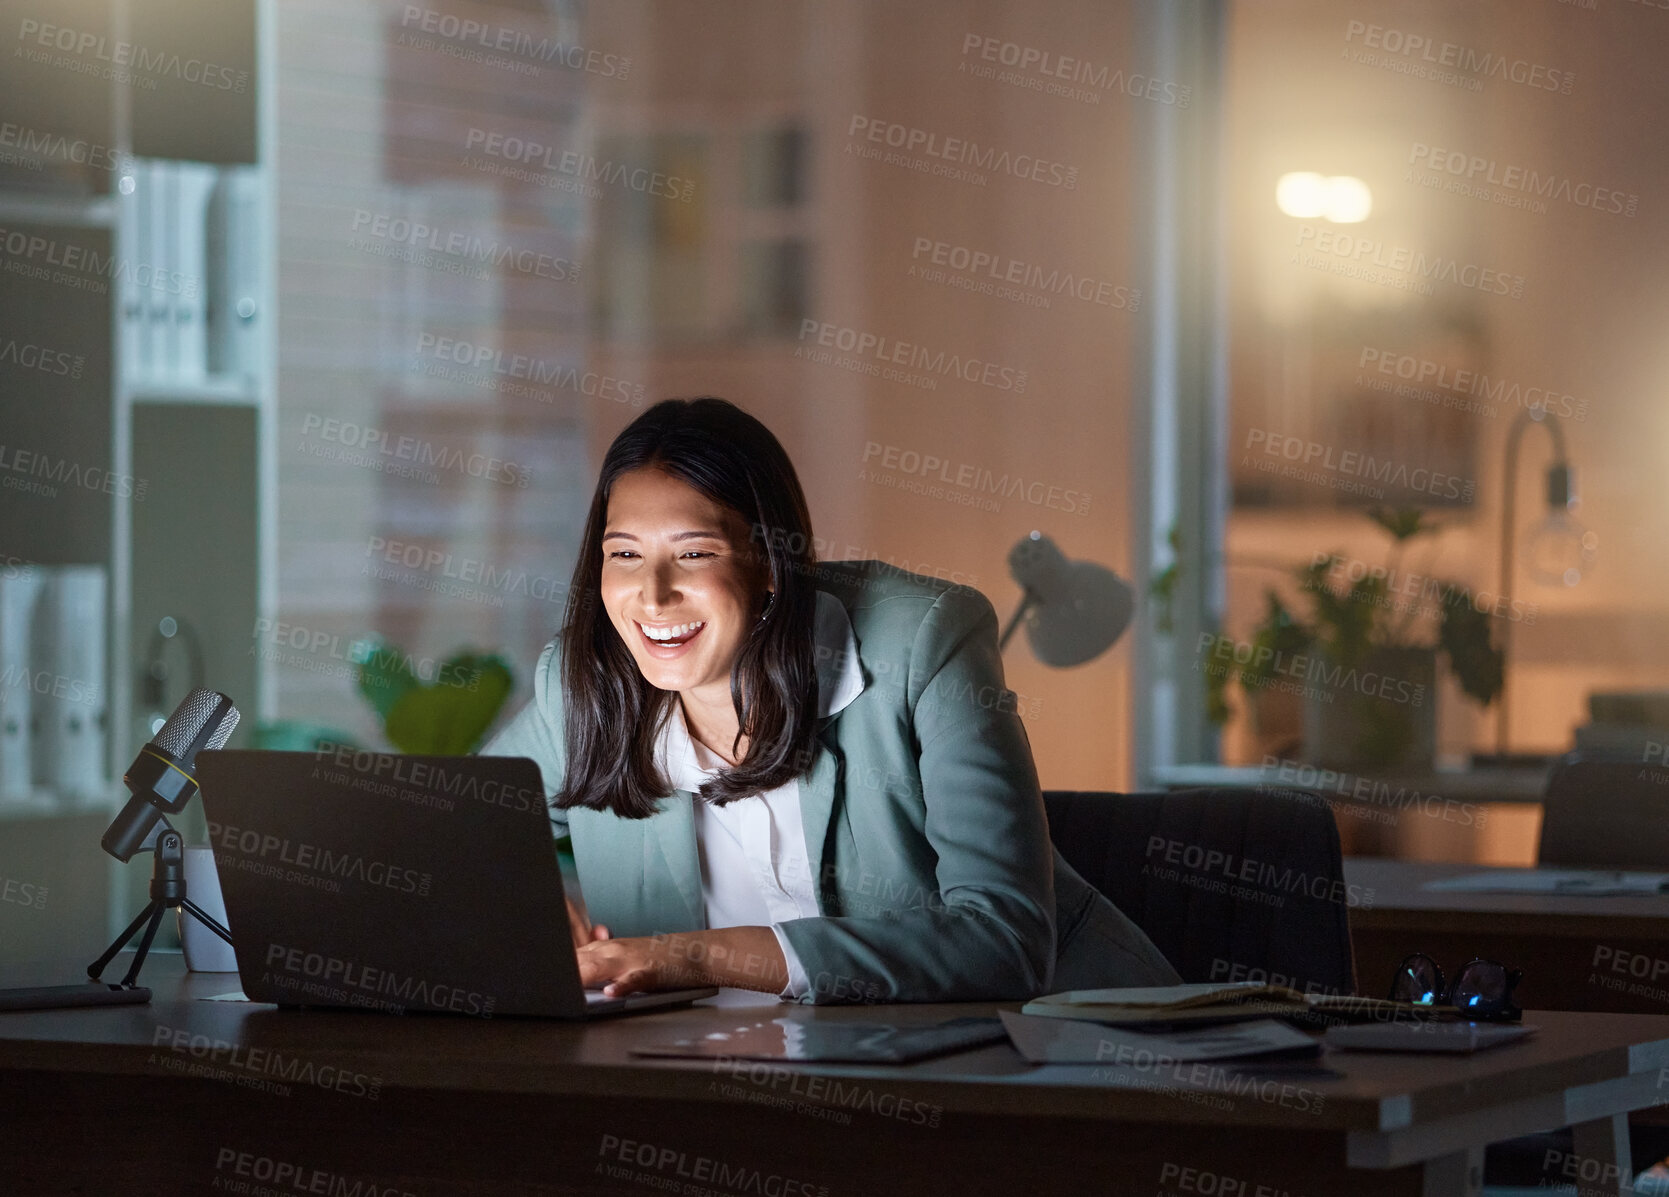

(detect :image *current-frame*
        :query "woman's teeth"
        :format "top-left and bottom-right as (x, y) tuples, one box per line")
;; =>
(640, 620), (706, 644)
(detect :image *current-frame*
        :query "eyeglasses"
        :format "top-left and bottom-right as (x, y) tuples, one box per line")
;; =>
(1388, 953), (1523, 1021)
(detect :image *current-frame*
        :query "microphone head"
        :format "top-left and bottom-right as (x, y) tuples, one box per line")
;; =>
(107, 688), (241, 857)
(154, 688), (241, 758)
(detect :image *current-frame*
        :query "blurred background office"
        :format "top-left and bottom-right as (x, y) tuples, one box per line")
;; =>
(2, 0), (1666, 958)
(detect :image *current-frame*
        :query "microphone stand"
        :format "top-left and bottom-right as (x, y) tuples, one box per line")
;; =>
(88, 824), (233, 988)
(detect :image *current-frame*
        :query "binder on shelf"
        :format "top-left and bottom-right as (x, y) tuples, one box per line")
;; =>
(173, 162), (216, 384)
(206, 168), (262, 383)
(121, 165), (154, 382)
(29, 566), (108, 803)
(0, 568), (44, 805)
(123, 160), (218, 387)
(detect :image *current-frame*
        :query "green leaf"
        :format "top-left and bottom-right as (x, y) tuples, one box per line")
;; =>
(1200, 620), (1234, 725)
(1437, 586), (1504, 705)
(355, 636), (420, 721)
(1148, 524), (1184, 635)
(1367, 506), (1436, 543)
(1149, 561), (1180, 635)
(384, 652), (515, 755)
(1239, 594), (1313, 690)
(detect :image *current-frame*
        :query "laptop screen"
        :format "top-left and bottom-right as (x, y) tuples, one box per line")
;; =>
(196, 749), (586, 1018)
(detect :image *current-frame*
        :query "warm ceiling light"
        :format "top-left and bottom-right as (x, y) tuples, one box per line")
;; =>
(1276, 173), (1373, 223)
(1275, 172), (1328, 218)
(1324, 176), (1373, 223)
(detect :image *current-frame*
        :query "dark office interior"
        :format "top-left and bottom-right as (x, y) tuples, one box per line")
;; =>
(3, 2), (1668, 1194)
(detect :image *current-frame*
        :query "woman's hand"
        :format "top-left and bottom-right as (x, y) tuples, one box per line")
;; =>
(575, 937), (685, 997)
(576, 927), (789, 997)
(566, 897), (610, 949)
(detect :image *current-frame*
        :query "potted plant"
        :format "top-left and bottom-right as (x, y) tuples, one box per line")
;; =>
(1165, 509), (1504, 771)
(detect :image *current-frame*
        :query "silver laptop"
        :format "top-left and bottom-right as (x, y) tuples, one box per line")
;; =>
(195, 749), (717, 1019)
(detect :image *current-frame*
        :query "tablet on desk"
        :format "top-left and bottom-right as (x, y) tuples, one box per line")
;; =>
(1324, 1021), (1536, 1053)
(0, 983), (151, 1012)
(630, 1016), (1008, 1064)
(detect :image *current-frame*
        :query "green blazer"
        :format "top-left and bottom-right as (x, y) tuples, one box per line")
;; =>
(484, 559), (1179, 1003)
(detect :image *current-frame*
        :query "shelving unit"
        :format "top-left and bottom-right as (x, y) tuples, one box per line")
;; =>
(0, 0), (274, 959)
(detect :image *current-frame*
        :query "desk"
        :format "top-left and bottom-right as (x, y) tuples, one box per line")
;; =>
(1149, 764), (1549, 862)
(3, 956), (1669, 1196)
(1346, 858), (1669, 1014)
(1150, 765), (1550, 805)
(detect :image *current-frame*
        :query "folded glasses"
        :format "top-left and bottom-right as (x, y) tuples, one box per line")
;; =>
(1388, 953), (1523, 1021)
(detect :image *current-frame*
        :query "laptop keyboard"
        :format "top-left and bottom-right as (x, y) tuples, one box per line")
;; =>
(584, 989), (614, 1004)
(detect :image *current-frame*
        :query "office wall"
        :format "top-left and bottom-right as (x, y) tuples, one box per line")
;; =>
(582, 0), (1151, 788)
(267, 0), (1667, 789)
(272, 0), (1156, 790)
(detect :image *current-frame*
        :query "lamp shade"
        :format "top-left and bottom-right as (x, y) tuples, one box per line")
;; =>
(1005, 532), (1135, 667)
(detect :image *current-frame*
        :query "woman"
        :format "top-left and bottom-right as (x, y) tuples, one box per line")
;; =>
(484, 397), (1179, 1002)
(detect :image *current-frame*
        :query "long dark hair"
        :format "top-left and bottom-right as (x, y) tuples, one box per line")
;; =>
(558, 397), (820, 817)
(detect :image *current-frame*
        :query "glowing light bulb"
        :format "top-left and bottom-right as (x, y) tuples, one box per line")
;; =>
(1323, 176), (1373, 222)
(1524, 463), (1596, 587)
(1276, 172), (1328, 218)
(1526, 511), (1597, 587)
(1276, 173), (1373, 223)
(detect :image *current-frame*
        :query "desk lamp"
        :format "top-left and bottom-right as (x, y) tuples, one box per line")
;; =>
(998, 532), (1135, 666)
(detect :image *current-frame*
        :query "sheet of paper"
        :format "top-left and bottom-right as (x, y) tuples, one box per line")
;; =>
(1000, 1010), (1315, 1064)
(200, 990), (251, 1002)
(1423, 869), (1669, 896)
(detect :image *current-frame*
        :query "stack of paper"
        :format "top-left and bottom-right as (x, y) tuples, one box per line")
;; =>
(1022, 982), (1313, 1026)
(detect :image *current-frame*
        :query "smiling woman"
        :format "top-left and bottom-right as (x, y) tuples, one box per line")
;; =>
(601, 472), (778, 759)
(483, 397), (1180, 1003)
(564, 398), (822, 816)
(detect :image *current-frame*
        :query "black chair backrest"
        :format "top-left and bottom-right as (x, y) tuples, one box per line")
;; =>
(1043, 788), (1357, 996)
(1539, 755), (1669, 869)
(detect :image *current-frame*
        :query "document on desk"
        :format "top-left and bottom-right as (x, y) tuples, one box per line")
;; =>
(631, 1017), (1009, 1064)
(999, 1011), (1317, 1065)
(1423, 869), (1669, 896)
(1021, 981), (1310, 1024)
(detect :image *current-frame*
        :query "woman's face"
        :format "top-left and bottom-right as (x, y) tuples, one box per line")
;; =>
(600, 466), (770, 697)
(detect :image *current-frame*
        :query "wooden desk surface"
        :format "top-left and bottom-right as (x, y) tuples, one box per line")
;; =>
(1, 954), (1667, 1133)
(1346, 858), (1669, 935)
(1150, 764), (1550, 804)
(6, 954), (1669, 1195)
(1345, 858), (1669, 1017)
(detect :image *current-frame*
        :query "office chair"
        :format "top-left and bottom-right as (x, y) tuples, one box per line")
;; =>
(1043, 787), (1357, 996)
(1538, 754), (1669, 868)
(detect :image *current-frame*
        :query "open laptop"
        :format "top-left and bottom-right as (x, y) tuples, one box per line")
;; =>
(195, 749), (717, 1019)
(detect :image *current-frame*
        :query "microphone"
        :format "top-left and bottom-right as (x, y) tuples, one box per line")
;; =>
(100, 688), (240, 862)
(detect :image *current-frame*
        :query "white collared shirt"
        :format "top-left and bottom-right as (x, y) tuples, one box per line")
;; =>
(655, 590), (865, 1000)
